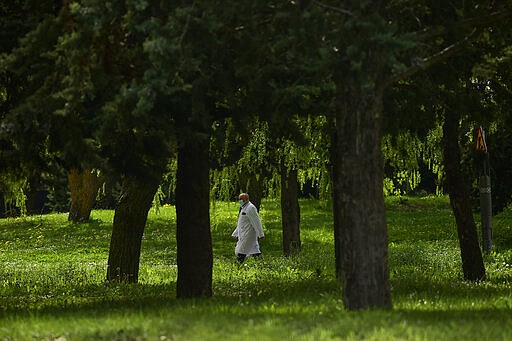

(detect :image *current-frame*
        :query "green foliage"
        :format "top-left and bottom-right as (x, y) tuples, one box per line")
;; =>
(382, 133), (422, 195)
(151, 185), (165, 214)
(2, 197), (512, 339)
(294, 115), (332, 200)
(487, 115), (512, 214)
(237, 118), (271, 176)
(0, 3), (65, 206)
(3, 0), (511, 218)
(210, 165), (238, 202)
(382, 125), (444, 196)
(209, 114), (332, 202)
(0, 173), (27, 216)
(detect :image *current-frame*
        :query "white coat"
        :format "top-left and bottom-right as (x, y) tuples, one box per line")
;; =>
(231, 201), (264, 255)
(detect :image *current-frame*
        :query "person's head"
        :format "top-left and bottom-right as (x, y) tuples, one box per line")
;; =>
(238, 193), (249, 205)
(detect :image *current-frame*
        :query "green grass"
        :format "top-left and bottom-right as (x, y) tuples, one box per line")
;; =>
(1, 196), (512, 340)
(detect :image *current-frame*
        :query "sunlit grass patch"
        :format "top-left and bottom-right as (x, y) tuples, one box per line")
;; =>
(1, 196), (512, 340)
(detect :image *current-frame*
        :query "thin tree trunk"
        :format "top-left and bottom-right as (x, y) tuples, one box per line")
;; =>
(176, 137), (213, 298)
(332, 90), (391, 310)
(68, 168), (101, 222)
(330, 116), (342, 278)
(106, 175), (159, 283)
(281, 162), (301, 256)
(442, 114), (486, 281)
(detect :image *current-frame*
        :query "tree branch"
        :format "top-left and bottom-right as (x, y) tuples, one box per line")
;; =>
(408, 8), (512, 42)
(313, 1), (354, 17)
(385, 6), (512, 88)
(178, 14), (191, 49)
(460, 9), (512, 30)
(385, 28), (478, 87)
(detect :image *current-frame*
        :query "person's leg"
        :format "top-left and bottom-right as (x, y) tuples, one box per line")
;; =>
(236, 253), (246, 263)
(248, 253), (262, 262)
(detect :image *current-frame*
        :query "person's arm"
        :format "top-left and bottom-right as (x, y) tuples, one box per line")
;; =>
(247, 206), (264, 238)
(231, 227), (239, 240)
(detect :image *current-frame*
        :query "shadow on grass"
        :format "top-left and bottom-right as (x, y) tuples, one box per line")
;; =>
(2, 199), (512, 339)
(2, 280), (512, 341)
(1, 260), (512, 340)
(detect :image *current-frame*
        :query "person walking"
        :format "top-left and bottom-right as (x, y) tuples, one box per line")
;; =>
(231, 193), (265, 263)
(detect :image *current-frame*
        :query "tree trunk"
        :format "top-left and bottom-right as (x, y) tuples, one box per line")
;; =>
(106, 175), (159, 283)
(442, 114), (486, 281)
(281, 162), (301, 256)
(332, 89), (391, 310)
(68, 168), (101, 222)
(176, 137), (213, 298)
(26, 175), (49, 215)
(330, 116), (342, 279)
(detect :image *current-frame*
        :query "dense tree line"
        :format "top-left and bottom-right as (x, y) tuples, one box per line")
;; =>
(1, 1), (512, 310)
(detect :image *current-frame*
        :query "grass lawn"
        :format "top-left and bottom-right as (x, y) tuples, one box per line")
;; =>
(1, 196), (512, 340)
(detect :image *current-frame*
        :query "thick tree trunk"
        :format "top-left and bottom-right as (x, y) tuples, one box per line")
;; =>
(332, 90), (391, 310)
(176, 137), (213, 298)
(106, 175), (159, 283)
(281, 162), (301, 256)
(68, 168), (101, 222)
(442, 114), (486, 281)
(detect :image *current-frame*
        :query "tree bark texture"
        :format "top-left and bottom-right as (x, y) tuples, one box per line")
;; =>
(176, 138), (213, 298)
(332, 90), (391, 310)
(106, 175), (159, 283)
(442, 114), (486, 281)
(281, 162), (301, 256)
(68, 168), (101, 222)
